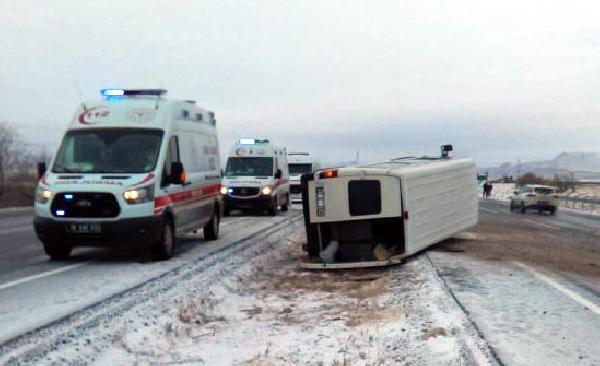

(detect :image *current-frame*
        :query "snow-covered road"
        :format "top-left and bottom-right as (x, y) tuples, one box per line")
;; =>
(0, 202), (598, 365)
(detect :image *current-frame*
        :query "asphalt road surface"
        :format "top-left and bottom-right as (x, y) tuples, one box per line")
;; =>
(0, 201), (598, 364)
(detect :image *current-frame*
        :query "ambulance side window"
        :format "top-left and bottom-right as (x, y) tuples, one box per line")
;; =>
(161, 136), (180, 187)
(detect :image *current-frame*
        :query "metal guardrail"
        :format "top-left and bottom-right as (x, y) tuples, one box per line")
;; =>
(560, 196), (600, 211)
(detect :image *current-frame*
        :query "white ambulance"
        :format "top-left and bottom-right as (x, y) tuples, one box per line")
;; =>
(300, 145), (478, 268)
(221, 138), (290, 215)
(287, 152), (320, 204)
(34, 89), (222, 260)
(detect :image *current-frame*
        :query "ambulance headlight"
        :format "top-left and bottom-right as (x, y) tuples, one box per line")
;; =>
(123, 184), (154, 204)
(220, 186), (228, 195)
(36, 187), (53, 204)
(261, 186), (272, 195)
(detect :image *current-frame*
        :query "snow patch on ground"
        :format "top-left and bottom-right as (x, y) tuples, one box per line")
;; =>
(92, 225), (492, 365)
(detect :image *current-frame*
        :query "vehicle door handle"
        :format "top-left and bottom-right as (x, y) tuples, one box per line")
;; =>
(205, 174), (220, 180)
(182, 181), (192, 186)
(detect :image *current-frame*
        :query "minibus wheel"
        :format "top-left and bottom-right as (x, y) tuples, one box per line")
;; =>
(204, 209), (220, 240)
(43, 243), (72, 261)
(153, 219), (174, 260)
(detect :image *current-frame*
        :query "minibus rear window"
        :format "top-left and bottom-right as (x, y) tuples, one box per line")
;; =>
(348, 180), (382, 216)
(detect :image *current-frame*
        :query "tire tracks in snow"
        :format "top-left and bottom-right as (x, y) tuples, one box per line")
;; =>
(0, 214), (302, 364)
(422, 253), (505, 366)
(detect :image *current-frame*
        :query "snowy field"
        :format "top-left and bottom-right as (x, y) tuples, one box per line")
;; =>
(95, 227), (494, 365)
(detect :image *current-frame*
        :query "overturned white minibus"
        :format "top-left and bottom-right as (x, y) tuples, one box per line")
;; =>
(300, 145), (478, 268)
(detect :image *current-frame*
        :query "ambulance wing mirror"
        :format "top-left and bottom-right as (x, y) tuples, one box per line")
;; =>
(169, 162), (186, 185)
(37, 162), (47, 181)
(274, 169), (282, 180)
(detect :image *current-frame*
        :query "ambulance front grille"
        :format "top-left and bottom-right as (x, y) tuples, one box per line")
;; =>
(50, 192), (121, 218)
(229, 187), (260, 197)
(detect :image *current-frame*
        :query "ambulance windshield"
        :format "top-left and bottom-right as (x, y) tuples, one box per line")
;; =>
(53, 129), (163, 173)
(225, 157), (273, 176)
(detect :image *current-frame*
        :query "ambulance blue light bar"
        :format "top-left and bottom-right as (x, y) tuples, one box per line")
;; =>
(101, 89), (167, 97)
(239, 138), (269, 145)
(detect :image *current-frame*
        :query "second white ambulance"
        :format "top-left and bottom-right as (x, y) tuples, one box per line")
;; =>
(221, 139), (290, 215)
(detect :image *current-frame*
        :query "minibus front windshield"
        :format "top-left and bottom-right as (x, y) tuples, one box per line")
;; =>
(289, 163), (312, 175)
(53, 129), (163, 174)
(226, 157), (273, 176)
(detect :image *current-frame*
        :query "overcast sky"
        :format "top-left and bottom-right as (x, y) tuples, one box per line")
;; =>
(1, 0), (599, 166)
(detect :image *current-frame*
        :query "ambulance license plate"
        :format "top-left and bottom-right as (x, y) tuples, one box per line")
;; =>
(66, 222), (102, 234)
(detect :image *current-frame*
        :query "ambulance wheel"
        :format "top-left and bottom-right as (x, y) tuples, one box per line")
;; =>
(204, 209), (220, 240)
(43, 242), (72, 261)
(268, 199), (277, 216)
(281, 194), (289, 211)
(153, 219), (174, 260)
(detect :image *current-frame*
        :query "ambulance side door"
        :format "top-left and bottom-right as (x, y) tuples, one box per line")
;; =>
(177, 132), (211, 232)
(160, 135), (187, 232)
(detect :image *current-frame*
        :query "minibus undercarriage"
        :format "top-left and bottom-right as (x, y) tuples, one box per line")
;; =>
(302, 217), (406, 269)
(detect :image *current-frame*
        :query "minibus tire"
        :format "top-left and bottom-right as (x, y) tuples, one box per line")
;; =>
(204, 210), (220, 240)
(153, 219), (174, 260)
(43, 243), (72, 261)
(281, 194), (289, 211)
(306, 223), (320, 257)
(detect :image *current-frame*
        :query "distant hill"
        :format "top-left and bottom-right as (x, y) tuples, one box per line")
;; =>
(485, 152), (600, 180)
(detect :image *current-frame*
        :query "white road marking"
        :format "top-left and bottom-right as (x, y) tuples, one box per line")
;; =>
(0, 262), (89, 291)
(0, 226), (31, 235)
(523, 219), (557, 230)
(513, 261), (600, 315)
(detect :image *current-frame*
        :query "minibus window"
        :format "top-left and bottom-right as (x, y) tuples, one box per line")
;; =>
(348, 180), (382, 216)
(53, 129), (163, 174)
(225, 157), (273, 176)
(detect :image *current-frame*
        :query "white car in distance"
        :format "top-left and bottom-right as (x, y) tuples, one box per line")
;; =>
(510, 184), (559, 215)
